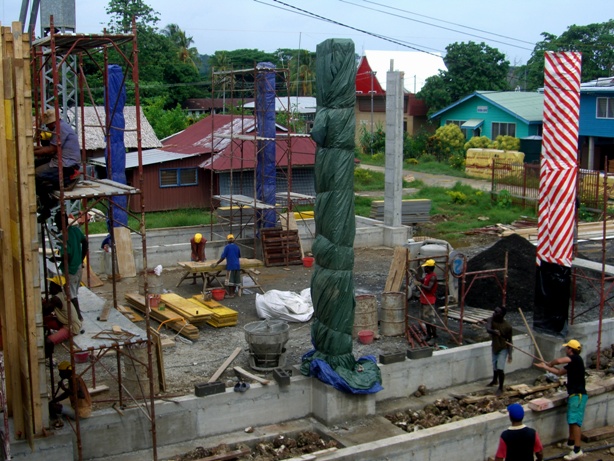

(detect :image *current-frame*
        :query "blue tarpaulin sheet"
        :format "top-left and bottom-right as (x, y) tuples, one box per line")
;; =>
(255, 62), (277, 229)
(104, 64), (128, 227)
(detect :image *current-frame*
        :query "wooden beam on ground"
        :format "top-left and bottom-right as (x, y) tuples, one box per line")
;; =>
(233, 366), (271, 385)
(582, 425), (614, 442)
(208, 347), (242, 383)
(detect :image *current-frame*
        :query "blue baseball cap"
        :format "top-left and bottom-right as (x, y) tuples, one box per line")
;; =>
(507, 403), (524, 422)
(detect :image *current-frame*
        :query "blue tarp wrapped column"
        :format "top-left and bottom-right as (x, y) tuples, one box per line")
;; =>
(255, 62), (277, 229)
(300, 39), (382, 394)
(105, 64), (128, 227)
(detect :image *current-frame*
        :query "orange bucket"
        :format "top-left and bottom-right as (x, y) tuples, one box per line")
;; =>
(211, 289), (226, 301)
(302, 257), (315, 268)
(358, 330), (374, 345)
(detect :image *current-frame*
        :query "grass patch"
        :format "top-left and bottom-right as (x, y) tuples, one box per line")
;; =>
(87, 208), (215, 234)
(354, 196), (374, 217)
(409, 182), (536, 241)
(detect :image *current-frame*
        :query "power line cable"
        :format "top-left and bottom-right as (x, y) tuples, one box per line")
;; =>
(357, 0), (535, 46)
(259, 0), (445, 57)
(339, 0), (533, 51)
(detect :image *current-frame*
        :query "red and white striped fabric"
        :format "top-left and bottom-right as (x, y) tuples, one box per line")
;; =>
(537, 51), (582, 267)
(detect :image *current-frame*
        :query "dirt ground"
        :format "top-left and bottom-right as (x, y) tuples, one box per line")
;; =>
(79, 234), (497, 396)
(81, 232), (614, 397)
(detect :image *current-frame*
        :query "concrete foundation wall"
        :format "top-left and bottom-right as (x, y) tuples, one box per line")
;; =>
(85, 219), (411, 272)
(11, 320), (614, 459)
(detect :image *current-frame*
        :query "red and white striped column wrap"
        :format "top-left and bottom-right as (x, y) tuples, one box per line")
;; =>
(536, 51), (582, 268)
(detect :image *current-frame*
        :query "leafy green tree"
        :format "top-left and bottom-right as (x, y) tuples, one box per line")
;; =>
(418, 41), (510, 114)
(522, 20), (614, 90)
(493, 135), (521, 151)
(425, 124), (465, 162)
(143, 96), (190, 139)
(464, 135), (492, 151)
(105, 0), (160, 33)
(162, 23), (200, 68)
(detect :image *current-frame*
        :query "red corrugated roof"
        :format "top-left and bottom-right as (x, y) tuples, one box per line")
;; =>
(163, 114), (316, 171)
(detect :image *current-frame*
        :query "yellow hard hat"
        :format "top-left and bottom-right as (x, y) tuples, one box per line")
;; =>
(58, 361), (72, 371)
(227, 234), (235, 240)
(40, 130), (52, 141)
(47, 276), (67, 286)
(421, 259), (436, 267)
(194, 233), (202, 243)
(563, 339), (582, 352)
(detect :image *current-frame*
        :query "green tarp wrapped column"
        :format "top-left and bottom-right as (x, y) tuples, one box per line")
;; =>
(301, 39), (382, 393)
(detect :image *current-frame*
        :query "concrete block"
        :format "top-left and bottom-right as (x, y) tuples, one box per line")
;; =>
(528, 397), (554, 412)
(601, 376), (614, 392)
(407, 347), (433, 360)
(195, 381), (225, 397)
(273, 368), (291, 386)
(379, 352), (406, 364)
(311, 378), (376, 425)
(587, 381), (605, 396)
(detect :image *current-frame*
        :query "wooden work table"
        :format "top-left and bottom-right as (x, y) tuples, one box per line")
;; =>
(177, 259), (265, 294)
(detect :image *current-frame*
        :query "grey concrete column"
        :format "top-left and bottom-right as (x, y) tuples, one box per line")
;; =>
(384, 67), (404, 228)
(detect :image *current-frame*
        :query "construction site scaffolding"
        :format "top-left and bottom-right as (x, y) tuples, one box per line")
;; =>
(31, 19), (158, 460)
(208, 65), (316, 266)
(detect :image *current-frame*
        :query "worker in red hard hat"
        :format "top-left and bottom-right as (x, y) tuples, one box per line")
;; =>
(413, 259), (438, 342)
(190, 233), (206, 262)
(214, 234), (241, 297)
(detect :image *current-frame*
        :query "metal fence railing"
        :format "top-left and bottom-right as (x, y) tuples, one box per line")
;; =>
(491, 161), (611, 211)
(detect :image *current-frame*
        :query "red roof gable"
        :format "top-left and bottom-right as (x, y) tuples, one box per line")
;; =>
(356, 56), (385, 95)
(161, 114), (316, 172)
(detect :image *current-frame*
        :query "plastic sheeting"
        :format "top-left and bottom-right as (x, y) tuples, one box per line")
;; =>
(255, 62), (277, 229)
(255, 288), (313, 323)
(300, 39), (382, 393)
(104, 64), (128, 227)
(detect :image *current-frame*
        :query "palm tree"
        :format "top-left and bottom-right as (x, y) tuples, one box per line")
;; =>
(161, 23), (200, 68)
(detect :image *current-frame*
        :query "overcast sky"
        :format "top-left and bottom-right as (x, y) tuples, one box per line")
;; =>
(2, 0), (610, 65)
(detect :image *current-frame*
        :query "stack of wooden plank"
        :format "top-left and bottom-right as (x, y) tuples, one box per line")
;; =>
(160, 293), (213, 325)
(370, 199), (431, 225)
(192, 295), (238, 328)
(124, 293), (199, 340)
(441, 305), (492, 324)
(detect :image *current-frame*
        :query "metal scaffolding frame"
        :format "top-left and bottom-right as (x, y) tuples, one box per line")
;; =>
(207, 66), (316, 264)
(31, 18), (158, 460)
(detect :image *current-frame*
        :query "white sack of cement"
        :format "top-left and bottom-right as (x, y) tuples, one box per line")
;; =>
(255, 288), (313, 322)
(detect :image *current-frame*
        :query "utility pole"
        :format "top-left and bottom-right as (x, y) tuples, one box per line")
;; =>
(369, 70), (376, 155)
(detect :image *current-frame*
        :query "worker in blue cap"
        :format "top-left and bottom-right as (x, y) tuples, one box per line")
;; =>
(495, 403), (543, 461)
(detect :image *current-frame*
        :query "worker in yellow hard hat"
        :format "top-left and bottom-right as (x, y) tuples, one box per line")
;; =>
(414, 259), (439, 342)
(190, 232), (207, 263)
(49, 360), (92, 426)
(214, 234), (241, 297)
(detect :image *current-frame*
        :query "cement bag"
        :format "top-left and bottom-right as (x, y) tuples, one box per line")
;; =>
(255, 289), (314, 322)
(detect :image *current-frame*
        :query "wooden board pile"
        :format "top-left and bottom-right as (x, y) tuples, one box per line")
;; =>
(124, 293), (199, 340)
(441, 306), (493, 324)
(370, 199), (431, 225)
(161, 293), (213, 325)
(192, 295), (238, 328)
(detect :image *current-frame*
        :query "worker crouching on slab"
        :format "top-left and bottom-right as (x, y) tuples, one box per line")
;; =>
(48, 361), (92, 428)
(214, 234), (241, 297)
(43, 281), (82, 357)
(486, 307), (513, 397)
(535, 339), (587, 460)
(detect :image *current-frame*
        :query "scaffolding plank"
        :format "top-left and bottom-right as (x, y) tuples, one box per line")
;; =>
(572, 258), (614, 276)
(114, 227), (136, 278)
(384, 247), (407, 292)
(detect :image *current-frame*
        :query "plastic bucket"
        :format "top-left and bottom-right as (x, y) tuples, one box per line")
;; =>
(302, 257), (314, 268)
(358, 330), (374, 345)
(211, 288), (226, 301)
(74, 351), (89, 363)
(148, 294), (161, 308)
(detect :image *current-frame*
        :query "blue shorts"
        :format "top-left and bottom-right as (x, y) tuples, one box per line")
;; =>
(492, 349), (508, 371)
(567, 394), (588, 426)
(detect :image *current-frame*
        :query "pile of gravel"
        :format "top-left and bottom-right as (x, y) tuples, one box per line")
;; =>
(464, 234), (537, 312)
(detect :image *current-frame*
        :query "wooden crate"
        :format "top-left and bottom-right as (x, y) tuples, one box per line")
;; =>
(261, 228), (303, 267)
